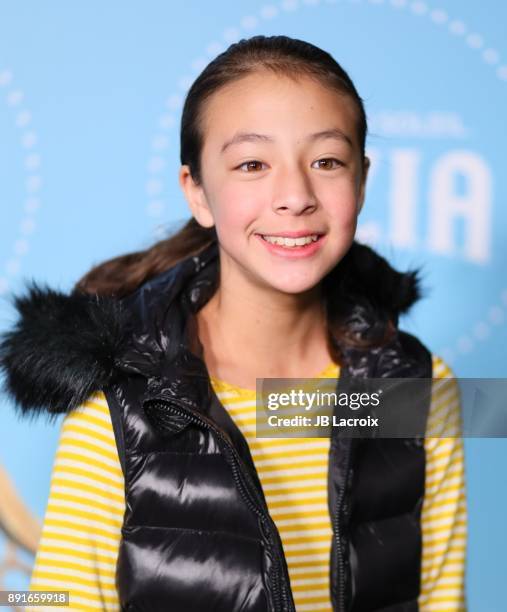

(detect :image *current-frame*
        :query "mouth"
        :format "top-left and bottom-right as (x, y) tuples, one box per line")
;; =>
(254, 231), (326, 257)
(255, 232), (325, 248)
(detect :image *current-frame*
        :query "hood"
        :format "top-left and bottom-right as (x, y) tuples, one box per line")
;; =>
(0, 239), (425, 422)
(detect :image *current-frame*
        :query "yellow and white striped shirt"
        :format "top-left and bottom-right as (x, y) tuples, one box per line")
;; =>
(28, 354), (467, 611)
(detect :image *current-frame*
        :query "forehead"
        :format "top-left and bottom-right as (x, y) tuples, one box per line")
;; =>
(200, 71), (359, 149)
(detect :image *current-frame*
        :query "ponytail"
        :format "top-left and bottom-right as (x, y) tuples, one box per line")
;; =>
(73, 218), (217, 297)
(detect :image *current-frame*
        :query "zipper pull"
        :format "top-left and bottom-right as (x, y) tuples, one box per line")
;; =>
(144, 399), (192, 436)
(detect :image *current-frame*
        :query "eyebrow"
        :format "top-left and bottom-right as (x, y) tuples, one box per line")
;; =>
(220, 127), (354, 154)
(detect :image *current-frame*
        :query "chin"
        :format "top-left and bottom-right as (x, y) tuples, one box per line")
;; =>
(262, 273), (324, 296)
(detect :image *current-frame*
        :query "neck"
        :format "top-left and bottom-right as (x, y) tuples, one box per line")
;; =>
(195, 262), (333, 383)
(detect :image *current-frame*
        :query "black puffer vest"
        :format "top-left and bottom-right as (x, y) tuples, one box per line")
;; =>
(0, 239), (432, 612)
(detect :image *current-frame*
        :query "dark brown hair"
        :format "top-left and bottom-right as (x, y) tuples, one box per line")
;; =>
(74, 34), (368, 299)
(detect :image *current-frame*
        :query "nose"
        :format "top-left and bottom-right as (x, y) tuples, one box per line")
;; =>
(271, 164), (318, 215)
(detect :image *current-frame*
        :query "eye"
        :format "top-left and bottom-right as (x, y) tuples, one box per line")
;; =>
(313, 158), (344, 170)
(236, 160), (267, 172)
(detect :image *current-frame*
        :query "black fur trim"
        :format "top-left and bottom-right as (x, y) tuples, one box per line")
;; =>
(323, 241), (426, 341)
(0, 281), (129, 424)
(347, 242), (424, 314)
(344, 241), (425, 320)
(0, 241), (426, 421)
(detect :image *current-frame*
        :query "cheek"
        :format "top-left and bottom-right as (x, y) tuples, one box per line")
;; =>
(322, 182), (359, 222)
(213, 183), (264, 230)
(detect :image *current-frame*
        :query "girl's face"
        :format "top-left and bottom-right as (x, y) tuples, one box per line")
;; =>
(180, 70), (370, 296)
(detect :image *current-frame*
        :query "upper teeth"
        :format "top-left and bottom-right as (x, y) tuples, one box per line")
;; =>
(261, 234), (319, 247)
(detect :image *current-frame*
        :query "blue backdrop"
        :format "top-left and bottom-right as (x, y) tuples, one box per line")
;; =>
(1, 1), (506, 609)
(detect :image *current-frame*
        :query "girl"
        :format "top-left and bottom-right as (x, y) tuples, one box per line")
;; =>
(0, 35), (466, 611)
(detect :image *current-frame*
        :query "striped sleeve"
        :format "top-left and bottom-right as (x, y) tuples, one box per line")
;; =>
(419, 355), (468, 612)
(27, 392), (124, 611)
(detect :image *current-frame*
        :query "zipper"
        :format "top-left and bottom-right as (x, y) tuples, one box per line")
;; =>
(144, 395), (294, 612)
(333, 438), (351, 612)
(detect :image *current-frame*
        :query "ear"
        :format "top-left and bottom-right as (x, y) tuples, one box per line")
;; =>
(357, 155), (370, 215)
(178, 165), (215, 228)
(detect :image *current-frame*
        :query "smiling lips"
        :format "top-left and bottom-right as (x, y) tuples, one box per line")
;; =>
(257, 230), (325, 238)
(262, 234), (319, 247)
(256, 230), (324, 248)
(255, 231), (325, 255)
